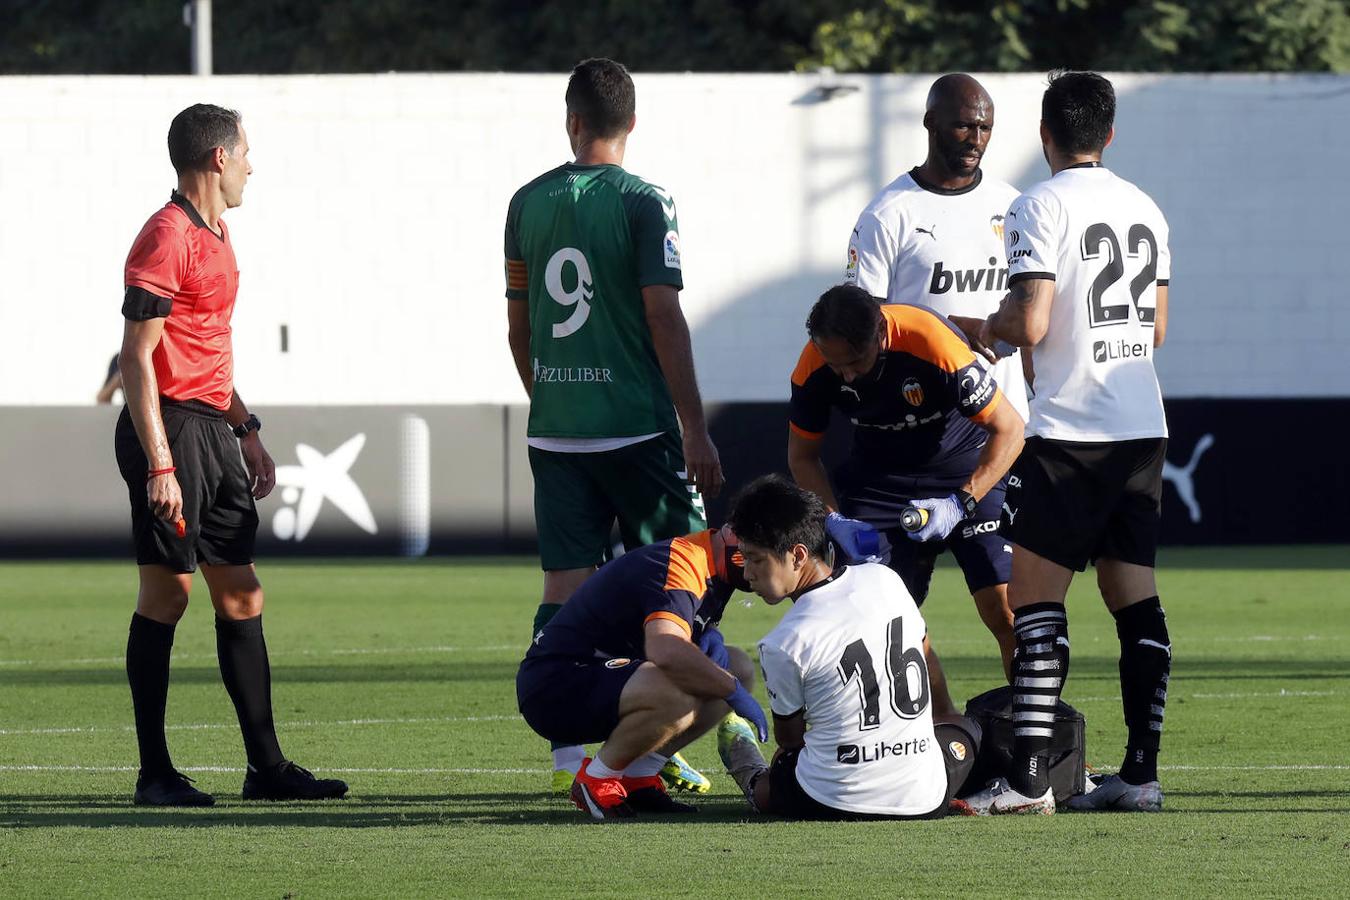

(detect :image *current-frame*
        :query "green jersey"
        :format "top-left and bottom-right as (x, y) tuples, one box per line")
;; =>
(505, 163), (683, 439)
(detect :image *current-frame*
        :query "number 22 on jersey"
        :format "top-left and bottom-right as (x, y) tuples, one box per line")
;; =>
(1081, 222), (1158, 328)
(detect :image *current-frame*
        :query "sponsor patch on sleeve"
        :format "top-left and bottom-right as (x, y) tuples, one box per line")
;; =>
(957, 362), (996, 415)
(664, 230), (682, 269)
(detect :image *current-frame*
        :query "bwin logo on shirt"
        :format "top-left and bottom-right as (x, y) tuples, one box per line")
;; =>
(929, 259), (1009, 294)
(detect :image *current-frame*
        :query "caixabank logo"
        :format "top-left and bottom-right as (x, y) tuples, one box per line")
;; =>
(266, 414), (430, 556)
(273, 434), (377, 542)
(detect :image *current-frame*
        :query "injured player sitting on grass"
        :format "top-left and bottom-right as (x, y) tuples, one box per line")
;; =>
(516, 525), (767, 821)
(717, 475), (984, 820)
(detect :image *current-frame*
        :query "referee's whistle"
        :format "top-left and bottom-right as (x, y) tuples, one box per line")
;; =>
(899, 507), (929, 533)
(175, 518), (187, 539)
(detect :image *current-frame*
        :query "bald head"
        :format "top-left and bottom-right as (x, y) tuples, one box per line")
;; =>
(919, 73), (995, 185)
(925, 73), (992, 117)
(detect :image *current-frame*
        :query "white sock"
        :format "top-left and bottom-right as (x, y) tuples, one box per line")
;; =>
(622, 752), (668, 779)
(552, 745), (585, 774)
(587, 757), (622, 780)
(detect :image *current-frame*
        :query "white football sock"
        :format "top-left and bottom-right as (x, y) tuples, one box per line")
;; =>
(552, 745), (585, 774)
(622, 752), (668, 778)
(587, 757), (622, 780)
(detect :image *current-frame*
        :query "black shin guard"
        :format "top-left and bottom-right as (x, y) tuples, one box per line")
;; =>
(127, 613), (177, 776)
(215, 615), (285, 770)
(1010, 602), (1070, 798)
(1114, 597), (1170, 785)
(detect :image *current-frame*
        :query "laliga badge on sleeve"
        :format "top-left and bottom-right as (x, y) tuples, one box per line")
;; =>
(664, 230), (681, 269)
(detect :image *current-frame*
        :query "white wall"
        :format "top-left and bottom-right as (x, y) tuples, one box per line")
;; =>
(2, 72), (1347, 405)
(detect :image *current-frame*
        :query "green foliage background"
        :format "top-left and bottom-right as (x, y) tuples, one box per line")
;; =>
(3, 0), (1348, 74)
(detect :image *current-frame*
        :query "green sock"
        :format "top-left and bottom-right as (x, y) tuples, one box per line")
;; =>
(532, 603), (570, 757)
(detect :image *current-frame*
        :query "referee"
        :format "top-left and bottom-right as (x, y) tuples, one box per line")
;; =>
(115, 104), (347, 806)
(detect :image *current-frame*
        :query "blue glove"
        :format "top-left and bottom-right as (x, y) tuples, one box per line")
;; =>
(905, 494), (965, 542)
(726, 679), (769, 742)
(698, 626), (730, 670)
(826, 511), (882, 563)
(990, 339), (1018, 359)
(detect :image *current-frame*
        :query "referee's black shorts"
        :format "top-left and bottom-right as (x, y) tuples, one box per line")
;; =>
(114, 399), (258, 573)
(1002, 436), (1166, 572)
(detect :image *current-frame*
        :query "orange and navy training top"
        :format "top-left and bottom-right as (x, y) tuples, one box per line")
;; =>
(790, 304), (1005, 475)
(121, 191), (240, 411)
(524, 531), (734, 663)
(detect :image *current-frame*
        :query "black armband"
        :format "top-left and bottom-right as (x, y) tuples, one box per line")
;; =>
(1006, 271), (1055, 288)
(122, 286), (173, 321)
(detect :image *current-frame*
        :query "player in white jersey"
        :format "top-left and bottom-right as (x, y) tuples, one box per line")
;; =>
(715, 475), (982, 820)
(846, 73), (1028, 422)
(841, 74), (1023, 680)
(965, 72), (1173, 816)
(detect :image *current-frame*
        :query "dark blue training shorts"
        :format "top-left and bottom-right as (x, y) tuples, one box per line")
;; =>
(835, 461), (1012, 604)
(516, 654), (644, 746)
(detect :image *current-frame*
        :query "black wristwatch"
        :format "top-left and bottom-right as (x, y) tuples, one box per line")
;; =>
(232, 414), (262, 439)
(954, 489), (978, 519)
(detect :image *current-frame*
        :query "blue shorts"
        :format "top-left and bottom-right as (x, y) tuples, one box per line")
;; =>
(835, 462), (1012, 604)
(516, 654), (644, 745)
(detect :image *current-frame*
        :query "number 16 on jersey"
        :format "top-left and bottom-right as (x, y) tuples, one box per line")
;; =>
(837, 615), (931, 731)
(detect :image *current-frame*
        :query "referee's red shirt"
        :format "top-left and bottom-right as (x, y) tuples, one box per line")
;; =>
(123, 193), (239, 411)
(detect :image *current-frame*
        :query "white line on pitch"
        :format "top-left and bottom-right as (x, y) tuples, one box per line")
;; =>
(1069, 689), (1337, 702)
(1159, 765), (1350, 771)
(0, 714), (524, 737)
(3, 688), (1338, 738)
(0, 765), (547, 775)
(1188, 689), (1336, 699)
(0, 644), (519, 668)
(2, 763), (1346, 776)
(5, 633), (1339, 668)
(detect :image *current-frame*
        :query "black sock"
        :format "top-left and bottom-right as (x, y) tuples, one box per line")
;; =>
(531, 602), (561, 642)
(1009, 602), (1069, 798)
(216, 615), (285, 771)
(127, 613), (177, 777)
(1114, 597), (1170, 785)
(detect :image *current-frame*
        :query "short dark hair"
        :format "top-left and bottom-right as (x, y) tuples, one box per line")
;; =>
(1042, 70), (1115, 156)
(565, 58), (635, 138)
(727, 474), (830, 560)
(805, 284), (884, 350)
(167, 104), (241, 174)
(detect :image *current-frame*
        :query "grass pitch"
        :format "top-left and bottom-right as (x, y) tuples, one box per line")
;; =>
(1, 547), (1347, 898)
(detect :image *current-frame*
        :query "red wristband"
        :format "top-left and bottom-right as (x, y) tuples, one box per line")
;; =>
(147, 467), (176, 480)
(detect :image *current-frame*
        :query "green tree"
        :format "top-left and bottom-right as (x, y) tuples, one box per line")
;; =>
(806, 0), (1350, 73)
(2, 0), (1346, 74)
(0, 0), (844, 74)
